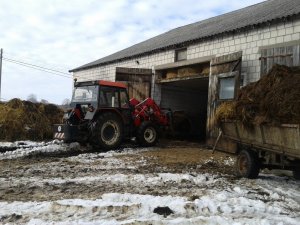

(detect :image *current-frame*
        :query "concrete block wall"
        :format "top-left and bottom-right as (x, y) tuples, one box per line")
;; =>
(74, 50), (175, 82)
(188, 18), (300, 84)
(73, 17), (300, 104)
(74, 50), (175, 104)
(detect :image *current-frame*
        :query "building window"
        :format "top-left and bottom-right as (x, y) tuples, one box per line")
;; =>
(260, 44), (300, 75)
(219, 77), (235, 100)
(175, 48), (187, 61)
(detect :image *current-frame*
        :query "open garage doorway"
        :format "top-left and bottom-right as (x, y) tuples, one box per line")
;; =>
(160, 77), (209, 141)
(155, 58), (211, 141)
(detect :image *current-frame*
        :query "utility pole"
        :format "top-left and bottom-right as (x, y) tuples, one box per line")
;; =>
(0, 48), (2, 101)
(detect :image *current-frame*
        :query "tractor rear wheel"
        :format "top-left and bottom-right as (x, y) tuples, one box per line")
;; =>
(235, 150), (260, 179)
(93, 113), (123, 151)
(137, 121), (159, 147)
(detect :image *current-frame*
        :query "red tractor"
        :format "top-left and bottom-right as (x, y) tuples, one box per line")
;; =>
(53, 80), (169, 150)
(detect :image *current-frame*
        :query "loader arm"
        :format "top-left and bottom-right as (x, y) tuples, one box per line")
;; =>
(130, 98), (169, 127)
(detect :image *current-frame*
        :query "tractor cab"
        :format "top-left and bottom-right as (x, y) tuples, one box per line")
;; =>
(67, 80), (131, 124)
(67, 83), (98, 124)
(54, 80), (132, 144)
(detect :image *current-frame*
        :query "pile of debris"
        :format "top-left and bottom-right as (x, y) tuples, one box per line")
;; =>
(216, 64), (300, 126)
(0, 99), (63, 141)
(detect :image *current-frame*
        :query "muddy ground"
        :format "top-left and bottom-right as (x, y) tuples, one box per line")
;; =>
(0, 141), (235, 202)
(0, 140), (299, 224)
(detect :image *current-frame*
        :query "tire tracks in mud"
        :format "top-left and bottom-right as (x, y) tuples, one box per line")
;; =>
(0, 143), (234, 202)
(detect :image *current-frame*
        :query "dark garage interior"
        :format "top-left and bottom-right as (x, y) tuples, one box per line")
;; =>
(160, 77), (209, 140)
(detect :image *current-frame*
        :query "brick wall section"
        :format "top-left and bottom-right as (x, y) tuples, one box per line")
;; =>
(74, 18), (300, 103)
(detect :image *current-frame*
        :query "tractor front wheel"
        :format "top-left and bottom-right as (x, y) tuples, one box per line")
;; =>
(93, 113), (123, 151)
(235, 150), (260, 179)
(137, 121), (159, 147)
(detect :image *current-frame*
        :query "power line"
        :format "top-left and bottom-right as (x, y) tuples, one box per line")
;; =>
(3, 57), (71, 75)
(3, 58), (73, 79)
(4, 52), (70, 72)
(2, 52), (88, 81)
(4, 58), (72, 78)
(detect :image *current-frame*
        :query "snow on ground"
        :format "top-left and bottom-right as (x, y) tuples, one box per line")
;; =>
(65, 147), (153, 168)
(0, 185), (299, 225)
(0, 140), (78, 160)
(0, 141), (153, 161)
(0, 173), (218, 189)
(0, 141), (299, 224)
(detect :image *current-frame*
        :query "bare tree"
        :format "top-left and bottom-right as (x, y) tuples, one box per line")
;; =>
(27, 94), (38, 103)
(40, 99), (49, 104)
(62, 98), (71, 106)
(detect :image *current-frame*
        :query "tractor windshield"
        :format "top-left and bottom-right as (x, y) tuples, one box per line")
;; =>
(72, 85), (99, 103)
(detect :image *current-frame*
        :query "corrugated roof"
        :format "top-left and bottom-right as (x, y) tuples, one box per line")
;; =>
(71, 0), (300, 72)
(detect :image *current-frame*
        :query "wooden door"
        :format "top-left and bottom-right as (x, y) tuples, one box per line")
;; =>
(116, 67), (152, 101)
(260, 44), (300, 75)
(206, 51), (242, 152)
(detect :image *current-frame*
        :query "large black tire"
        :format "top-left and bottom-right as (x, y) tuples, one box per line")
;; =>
(293, 168), (300, 180)
(236, 150), (260, 179)
(137, 121), (159, 147)
(93, 113), (123, 151)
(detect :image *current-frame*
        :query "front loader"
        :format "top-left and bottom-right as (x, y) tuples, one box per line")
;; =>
(53, 80), (169, 150)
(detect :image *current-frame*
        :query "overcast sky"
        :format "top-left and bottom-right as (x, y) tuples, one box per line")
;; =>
(0, 0), (264, 104)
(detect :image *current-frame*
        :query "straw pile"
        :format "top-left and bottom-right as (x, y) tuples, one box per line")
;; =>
(215, 102), (237, 123)
(0, 99), (63, 141)
(216, 64), (300, 126)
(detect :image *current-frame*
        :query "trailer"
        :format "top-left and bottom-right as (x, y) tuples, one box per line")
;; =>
(214, 121), (300, 179)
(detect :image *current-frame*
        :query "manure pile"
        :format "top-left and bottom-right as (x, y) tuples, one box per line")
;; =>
(0, 99), (64, 141)
(216, 64), (300, 126)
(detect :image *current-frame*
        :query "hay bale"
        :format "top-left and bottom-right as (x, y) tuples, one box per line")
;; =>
(177, 67), (198, 77)
(201, 67), (210, 75)
(166, 71), (178, 79)
(0, 99), (63, 141)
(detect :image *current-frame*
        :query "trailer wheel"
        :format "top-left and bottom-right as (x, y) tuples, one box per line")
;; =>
(236, 150), (260, 179)
(137, 121), (158, 147)
(293, 168), (300, 180)
(93, 113), (123, 151)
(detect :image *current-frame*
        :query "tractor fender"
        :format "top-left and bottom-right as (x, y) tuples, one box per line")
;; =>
(93, 108), (126, 124)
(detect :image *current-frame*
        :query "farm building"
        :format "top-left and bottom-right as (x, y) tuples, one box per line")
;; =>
(70, 0), (300, 144)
